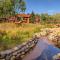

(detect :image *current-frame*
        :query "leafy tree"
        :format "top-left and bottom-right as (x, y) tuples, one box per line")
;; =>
(40, 13), (50, 23)
(0, 0), (13, 17)
(36, 13), (60, 24)
(41, 14), (46, 21)
(0, 0), (26, 18)
(19, 0), (26, 13)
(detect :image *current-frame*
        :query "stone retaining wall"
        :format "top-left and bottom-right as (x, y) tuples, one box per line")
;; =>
(0, 37), (38, 60)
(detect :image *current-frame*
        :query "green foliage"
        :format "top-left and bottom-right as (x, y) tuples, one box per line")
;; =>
(40, 13), (49, 22)
(41, 14), (46, 21)
(0, 0), (26, 18)
(39, 13), (60, 24)
(0, 0), (13, 17)
(30, 11), (35, 23)
(51, 13), (60, 23)
(20, 0), (26, 13)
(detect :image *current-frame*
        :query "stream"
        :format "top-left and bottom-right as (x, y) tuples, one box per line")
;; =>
(23, 37), (60, 60)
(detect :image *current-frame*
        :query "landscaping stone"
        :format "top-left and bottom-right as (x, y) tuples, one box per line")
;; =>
(0, 37), (38, 60)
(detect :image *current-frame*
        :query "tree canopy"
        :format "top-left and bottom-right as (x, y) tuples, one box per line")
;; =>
(0, 0), (26, 18)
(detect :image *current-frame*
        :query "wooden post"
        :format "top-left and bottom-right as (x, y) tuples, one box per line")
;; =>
(27, 18), (29, 23)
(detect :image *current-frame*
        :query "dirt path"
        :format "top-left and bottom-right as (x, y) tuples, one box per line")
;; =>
(22, 37), (53, 60)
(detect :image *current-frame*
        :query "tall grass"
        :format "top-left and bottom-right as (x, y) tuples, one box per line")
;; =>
(0, 23), (56, 51)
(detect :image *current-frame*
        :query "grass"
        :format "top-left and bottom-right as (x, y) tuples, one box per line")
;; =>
(0, 23), (57, 51)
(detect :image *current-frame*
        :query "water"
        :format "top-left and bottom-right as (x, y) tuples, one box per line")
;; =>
(36, 45), (60, 60)
(23, 39), (49, 60)
(23, 37), (60, 60)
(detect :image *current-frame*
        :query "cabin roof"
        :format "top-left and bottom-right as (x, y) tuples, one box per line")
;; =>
(16, 14), (30, 18)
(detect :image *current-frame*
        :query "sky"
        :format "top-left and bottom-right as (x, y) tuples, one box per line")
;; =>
(25, 0), (60, 14)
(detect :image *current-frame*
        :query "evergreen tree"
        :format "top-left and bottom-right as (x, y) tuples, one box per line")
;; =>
(30, 11), (35, 23)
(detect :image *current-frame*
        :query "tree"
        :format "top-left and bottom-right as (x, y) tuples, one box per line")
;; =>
(40, 13), (50, 23)
(14, 0), (26, 13)
(30, 11), (35, 23)
(0, 0), (26, 18)
(19, 0), (26, 13)
(0, 0), (13, 17)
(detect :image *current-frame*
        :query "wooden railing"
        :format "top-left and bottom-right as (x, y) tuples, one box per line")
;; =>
(0, 37), (38, 60)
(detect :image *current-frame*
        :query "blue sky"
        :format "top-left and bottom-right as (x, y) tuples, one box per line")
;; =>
(25, 0), (60, 14)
